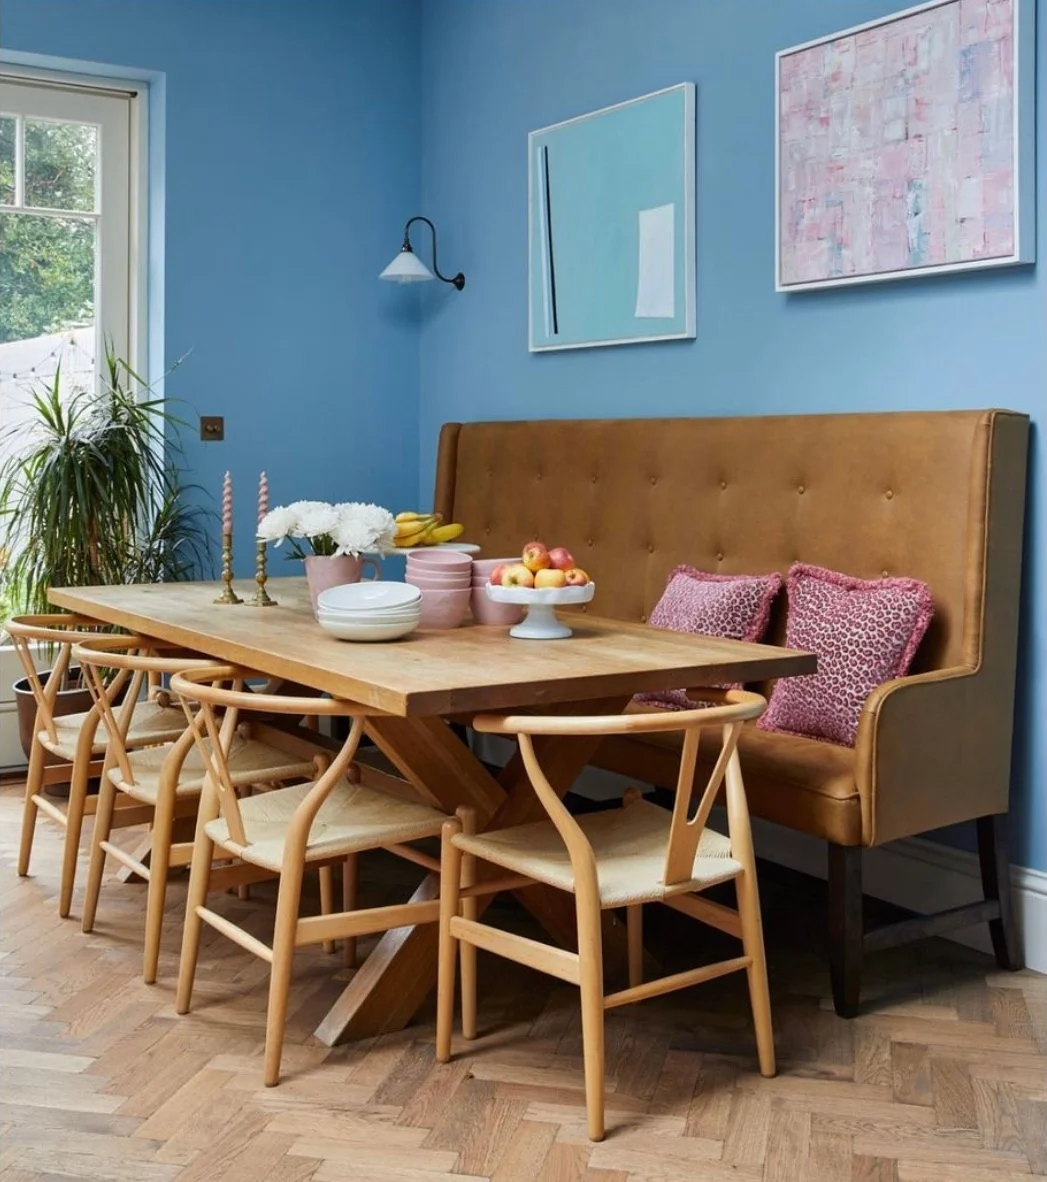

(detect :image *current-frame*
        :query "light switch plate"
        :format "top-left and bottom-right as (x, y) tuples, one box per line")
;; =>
(200, 416), (224, 441)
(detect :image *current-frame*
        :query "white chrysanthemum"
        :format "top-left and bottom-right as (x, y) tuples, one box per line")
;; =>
(331, 502), (397, 557)
(288, 500), (339, 540)
(256, 505), (298, 545)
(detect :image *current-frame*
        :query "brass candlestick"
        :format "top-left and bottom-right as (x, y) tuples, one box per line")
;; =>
(253, 538), (277, 606)
(214, 534), (243, 604)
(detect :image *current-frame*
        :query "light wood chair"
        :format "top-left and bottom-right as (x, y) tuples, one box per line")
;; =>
(170, 665), (454, 1086)
(73, 636), (324, 984)
(435, 689), (774, 1142)
(5, 614), (189, 917)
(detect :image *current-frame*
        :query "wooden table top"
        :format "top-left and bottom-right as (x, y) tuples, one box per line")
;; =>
(49, 577), (816, 718)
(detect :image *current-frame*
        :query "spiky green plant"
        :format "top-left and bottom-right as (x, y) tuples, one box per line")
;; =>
(0, 346), (213, 618)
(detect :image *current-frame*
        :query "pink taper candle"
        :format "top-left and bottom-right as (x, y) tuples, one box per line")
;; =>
(258, 471), (269, 526)
(222, 470), (233, 536)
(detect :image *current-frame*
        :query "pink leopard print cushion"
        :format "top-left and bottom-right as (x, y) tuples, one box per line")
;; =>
(635, 567), (783, 710)
(758, 563), (934, 747)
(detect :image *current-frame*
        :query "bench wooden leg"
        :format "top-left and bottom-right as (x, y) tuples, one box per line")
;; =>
(977, 813), (1023, 972)
(828, 843), (863, 1019)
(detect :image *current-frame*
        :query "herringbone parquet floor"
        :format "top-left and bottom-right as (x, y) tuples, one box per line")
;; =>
(1, 778), (1044, 1181)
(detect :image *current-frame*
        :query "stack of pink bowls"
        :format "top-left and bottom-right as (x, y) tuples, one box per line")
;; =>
(471, 557), (526, 626)
(405, 550), (472, 628)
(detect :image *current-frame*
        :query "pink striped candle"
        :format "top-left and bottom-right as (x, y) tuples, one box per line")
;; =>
(258, 471), (269, 526)
(222, 470), (233, 536)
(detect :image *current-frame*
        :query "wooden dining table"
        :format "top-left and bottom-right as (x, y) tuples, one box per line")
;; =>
(49, 575), (815, 1045)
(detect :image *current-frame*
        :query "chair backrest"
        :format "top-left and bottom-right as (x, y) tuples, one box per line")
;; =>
(169, 665), (383, 852)
(73, 636), (223, 789)
(473, 690), (766, 893)
(4, 613), (112, 746)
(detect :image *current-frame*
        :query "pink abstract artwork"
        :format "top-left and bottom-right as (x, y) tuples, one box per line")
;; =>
(778, 0), (1019, 288)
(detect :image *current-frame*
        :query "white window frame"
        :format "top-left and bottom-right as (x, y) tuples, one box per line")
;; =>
(0, 66), (149, 771)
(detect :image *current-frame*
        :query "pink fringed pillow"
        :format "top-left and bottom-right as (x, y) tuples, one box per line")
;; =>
(758, 563), (934, 747)
(636, 566), (783, 710)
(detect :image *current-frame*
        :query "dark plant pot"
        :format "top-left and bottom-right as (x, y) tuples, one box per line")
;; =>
(13, 667), (94, 795)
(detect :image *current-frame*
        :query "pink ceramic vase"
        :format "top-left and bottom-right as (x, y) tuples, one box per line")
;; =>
(304, 554), (380, 614)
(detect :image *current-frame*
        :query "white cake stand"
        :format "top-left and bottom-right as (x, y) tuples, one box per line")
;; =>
(485, 582), (595, 639)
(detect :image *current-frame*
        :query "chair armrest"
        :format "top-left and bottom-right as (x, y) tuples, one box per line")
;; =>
(854, 665), (1011, 846)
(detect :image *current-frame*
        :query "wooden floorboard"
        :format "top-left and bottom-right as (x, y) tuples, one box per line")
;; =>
(1, 780), (1045, 1180)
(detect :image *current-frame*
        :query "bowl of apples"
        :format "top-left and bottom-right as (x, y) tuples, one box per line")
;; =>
(485, 543), (593, 639)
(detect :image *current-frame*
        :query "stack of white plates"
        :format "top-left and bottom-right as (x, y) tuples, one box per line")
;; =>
(315, 581), (422, 642)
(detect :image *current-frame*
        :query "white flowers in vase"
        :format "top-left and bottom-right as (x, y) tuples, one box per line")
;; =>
(257, 500), (396, 559)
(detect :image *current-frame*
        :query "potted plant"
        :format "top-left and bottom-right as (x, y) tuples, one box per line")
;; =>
(0, 347), (212, 762)
(258, 500), (396, 612)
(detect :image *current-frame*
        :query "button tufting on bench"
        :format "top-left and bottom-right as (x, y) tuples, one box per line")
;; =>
(798, 484), (806, 495)
(886, 489), (894, 500)
(720, 480), (728, 490)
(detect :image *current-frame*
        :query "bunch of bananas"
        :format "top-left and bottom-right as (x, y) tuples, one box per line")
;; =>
(394, 511), (466, 548)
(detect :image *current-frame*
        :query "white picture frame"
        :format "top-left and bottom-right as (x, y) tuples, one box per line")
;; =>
(775, 0), (1035, 292)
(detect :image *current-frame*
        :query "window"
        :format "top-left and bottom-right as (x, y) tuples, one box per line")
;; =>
(0, 72), (140, 769)
(0, 74), (135, 465)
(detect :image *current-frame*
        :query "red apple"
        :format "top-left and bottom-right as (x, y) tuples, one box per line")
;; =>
(488, 564), (509, 586)
(563, 567), (590, 587)
(547, 546), (575, 571)
(502, 563), (535, 588)
(534, 568), (567, 589)
(521, 541), (551, 573)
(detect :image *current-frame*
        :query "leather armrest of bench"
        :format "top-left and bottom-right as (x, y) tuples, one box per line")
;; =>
(855, 664), (1011, 847)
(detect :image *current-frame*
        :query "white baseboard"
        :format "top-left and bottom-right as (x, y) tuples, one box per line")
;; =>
(472, 733), (1047, 975)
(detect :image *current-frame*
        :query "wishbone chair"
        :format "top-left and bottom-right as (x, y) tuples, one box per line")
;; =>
(435, 688), (774, 1142)
(4, 614), (188, 916)
(73, 636), (322, 983)
(170, 666), (455, 1086)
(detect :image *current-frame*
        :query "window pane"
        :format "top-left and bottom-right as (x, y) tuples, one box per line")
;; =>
(24, 119), (96, 212)
(0, 117), (14, 206)
(0, 211), (95, 344)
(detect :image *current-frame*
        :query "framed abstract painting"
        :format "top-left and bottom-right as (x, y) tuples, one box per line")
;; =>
(528, 83), (696, 351)
(776, 0), (1035, 291)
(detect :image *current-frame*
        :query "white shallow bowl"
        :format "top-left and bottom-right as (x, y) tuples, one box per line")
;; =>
(317, 608), (421, 628)
(317, 600), (422, 619)
(317, 581), (421, 613)
(485, 581), (595, 640)
(317, 615), (420, 642)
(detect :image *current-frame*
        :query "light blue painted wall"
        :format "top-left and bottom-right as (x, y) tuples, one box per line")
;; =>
(417, 0), (1046, 871)
(2, 0), (423, 568)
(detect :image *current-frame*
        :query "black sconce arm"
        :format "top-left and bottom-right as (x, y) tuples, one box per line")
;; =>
(403, 216), (465, 290)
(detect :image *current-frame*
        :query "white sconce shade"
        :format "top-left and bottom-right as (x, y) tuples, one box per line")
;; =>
(380, 216), (465, 290)
(380, 247), (435, 284)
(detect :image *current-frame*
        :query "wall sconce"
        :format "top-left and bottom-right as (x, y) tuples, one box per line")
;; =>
(380, 216), (465, 291)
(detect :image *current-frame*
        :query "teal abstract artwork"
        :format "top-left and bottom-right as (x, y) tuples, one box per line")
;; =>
(528, 83), (696, 352)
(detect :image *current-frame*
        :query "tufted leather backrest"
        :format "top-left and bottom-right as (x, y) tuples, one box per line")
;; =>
(434, 410), (1027, 674)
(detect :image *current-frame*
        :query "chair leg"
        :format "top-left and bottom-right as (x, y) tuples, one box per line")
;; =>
(626, 905), (643, 988)
(58, 754), (92, 918)
(176, 790), (219, 1016)
(81, 777), (119, 935)
(736, 870), (775, 1077)
(142, 794), (175, 985)
(264, 863), (305, 1087)
(577, 900), (606, 1142)
(318, 865), (335, 955)
(342, 853), (358, 968)
(17, 740), (48, 877)
(977, 813), (1023, 971)
(457, 807), (477, 1041)
(436, 818), (463, 1063)
(828, 843), (863, 1019)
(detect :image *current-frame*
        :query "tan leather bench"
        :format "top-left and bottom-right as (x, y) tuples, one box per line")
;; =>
(434, 410), (1029, 1015)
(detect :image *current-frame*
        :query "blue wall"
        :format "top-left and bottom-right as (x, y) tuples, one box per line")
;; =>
(417, 0), (1047, 872)
(2, 0), (423, 565)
